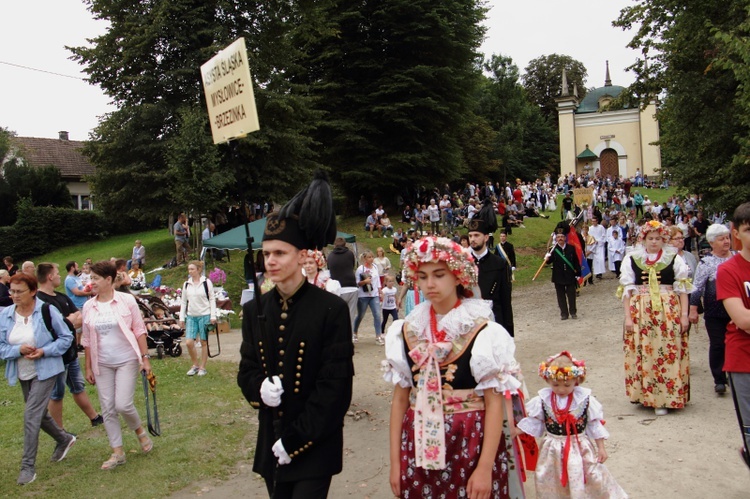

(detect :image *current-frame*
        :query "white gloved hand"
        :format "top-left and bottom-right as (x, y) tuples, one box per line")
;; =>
(272, 439), (292, 465)
(260, 376), (284, 407)
(544, 252), (551, 260)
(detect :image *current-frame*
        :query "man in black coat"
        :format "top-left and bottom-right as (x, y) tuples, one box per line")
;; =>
(548, 227), (581, 320)
(495, 231), (516, 282)
(238, 173), (354, 498)
(467, 219), (514, 336)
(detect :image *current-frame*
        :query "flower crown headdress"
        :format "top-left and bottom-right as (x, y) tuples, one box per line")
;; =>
(304, 249), (326, 270)
(638, 219), (669, 241)
(538, 351), (587, 381)
(403, 236), (478, 288)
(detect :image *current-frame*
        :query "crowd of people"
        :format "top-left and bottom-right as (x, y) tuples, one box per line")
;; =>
(0, 234), (224, 485)
(4, 169), (750, 497)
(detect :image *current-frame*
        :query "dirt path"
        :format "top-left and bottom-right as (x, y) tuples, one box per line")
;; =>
(172, 275), (748, 498)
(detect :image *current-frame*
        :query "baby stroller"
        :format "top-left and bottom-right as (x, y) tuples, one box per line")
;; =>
(138, 296), (184, 359)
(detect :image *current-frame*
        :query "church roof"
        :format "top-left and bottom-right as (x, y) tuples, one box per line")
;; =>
(576, 84), (626, 114)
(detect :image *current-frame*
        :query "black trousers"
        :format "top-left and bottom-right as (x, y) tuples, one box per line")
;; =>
(705, 316), (730, 385)
(555, 283), (577, 318)
(265, 476), (332, 499)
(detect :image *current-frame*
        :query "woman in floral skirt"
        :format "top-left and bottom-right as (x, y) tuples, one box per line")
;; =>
(383, 236), (526, 498)
(618, 220), (694, 416)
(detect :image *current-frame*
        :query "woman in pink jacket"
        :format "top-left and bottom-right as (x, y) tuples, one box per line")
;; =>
(82, 261), (153, 470)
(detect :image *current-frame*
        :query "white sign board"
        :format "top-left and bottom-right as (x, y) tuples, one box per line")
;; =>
(201, 37), (259, 144)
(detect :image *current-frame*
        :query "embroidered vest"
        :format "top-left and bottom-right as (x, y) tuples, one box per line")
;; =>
(631, 258), (676, 286)
(542, 399), (589, 436)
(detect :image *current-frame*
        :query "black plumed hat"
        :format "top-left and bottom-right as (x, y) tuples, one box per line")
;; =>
(263, 170), (337, 250)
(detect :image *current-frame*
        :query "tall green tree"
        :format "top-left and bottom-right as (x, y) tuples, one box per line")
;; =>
(477, 55), (558, 183)
(522, 54), (588, 122)
(305, 0), (488, 204)
(71, 0), (321, 222)
(614, 0), (747, 212)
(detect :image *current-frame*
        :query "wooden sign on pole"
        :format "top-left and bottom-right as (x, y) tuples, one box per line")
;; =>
(201, 37), (259, 144)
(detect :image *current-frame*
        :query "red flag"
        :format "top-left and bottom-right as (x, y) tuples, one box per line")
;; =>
(566, 230), (590, 285)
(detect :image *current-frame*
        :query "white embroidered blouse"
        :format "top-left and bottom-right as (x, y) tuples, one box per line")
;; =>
(518, 386), (609, 441)
(382, 299), (522, 396)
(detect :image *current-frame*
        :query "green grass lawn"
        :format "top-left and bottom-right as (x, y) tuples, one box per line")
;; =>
(0, 358), (253, 497)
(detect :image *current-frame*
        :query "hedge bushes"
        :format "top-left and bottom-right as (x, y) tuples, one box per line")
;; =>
(0, 200), (107, 259)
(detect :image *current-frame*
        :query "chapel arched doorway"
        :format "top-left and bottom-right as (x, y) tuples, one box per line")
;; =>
(599, 148), (618, 179)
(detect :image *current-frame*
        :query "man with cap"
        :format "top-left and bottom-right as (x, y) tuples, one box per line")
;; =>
(546, 223), (581, 320)
(467, 218), (515, 336)
(238, 172), (355, 498)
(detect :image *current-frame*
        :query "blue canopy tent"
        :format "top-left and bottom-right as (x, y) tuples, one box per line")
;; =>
(202, 218), (357, 250)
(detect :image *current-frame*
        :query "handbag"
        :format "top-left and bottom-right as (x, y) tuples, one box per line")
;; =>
(41, 303), (78, 366)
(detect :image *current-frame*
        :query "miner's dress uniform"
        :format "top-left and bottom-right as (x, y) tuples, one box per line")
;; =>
(238, 281), (354, 484)
(476, 251), (515, 336)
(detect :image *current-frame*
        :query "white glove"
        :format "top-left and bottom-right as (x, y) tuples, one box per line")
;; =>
(260, 376), (284, 407)
(272, 439), (292, 465)
(544, 252), (551, 260)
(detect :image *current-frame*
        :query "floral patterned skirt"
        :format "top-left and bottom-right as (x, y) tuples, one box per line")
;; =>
(624, 289), (690, 409)
(534, 433), (628, 498)
(398, 408), (515, 499)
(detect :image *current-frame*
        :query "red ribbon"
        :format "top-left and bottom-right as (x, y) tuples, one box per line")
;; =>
(552, 393), (585, 488)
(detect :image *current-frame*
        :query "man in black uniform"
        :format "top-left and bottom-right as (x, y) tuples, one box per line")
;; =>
(547, 226), (581, 320)
(495, 231), (516, 282)
(467, 218), (515, 336)
(238, 172), (354, 498)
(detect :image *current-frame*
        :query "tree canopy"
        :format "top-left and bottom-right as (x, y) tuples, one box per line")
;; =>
(522, 54), (588, 122)
(70, 1), (574, 218)
(476, 55), (558, 182)
(614, 0), (749, 212)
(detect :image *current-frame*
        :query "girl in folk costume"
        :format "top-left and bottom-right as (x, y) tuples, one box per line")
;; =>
(618, 220), (694, 416)
(383, 236), (527, 498)
(516, 352), (628, 498)
(302, 249), (341, 295)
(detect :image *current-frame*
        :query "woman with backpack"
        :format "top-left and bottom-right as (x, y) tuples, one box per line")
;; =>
(179, 260), (217, 377)
(0, 273), (76, 485)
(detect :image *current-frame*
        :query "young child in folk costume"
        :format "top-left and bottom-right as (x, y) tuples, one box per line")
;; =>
(517, 352), (628, 498)
(383, 236), (526, 498)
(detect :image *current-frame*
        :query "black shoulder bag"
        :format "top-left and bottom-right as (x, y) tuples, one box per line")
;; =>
(41, 303), (78, 366)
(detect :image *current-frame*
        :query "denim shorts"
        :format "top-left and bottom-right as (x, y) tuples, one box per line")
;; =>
(186, 314), (211, 341)
(50, 358), (86, 401)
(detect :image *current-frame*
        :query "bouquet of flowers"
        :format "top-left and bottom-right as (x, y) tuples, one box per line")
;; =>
(209, 267), (227, 287)
(216, 309), (235, 322)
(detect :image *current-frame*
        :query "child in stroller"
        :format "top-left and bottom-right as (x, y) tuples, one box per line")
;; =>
(139, 297), (184, 359)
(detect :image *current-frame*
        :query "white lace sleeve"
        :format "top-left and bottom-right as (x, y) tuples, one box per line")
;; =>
(672, 254), (695, 294)
(470, 323), (522, 396)
(585, 395), (610, 440)
(517, 395), (545, 437)
(382, 320), (412, 388)
(618, 255), (637, 299)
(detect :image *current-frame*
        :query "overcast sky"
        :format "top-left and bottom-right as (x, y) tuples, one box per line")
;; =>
(1, 0), (639, 140)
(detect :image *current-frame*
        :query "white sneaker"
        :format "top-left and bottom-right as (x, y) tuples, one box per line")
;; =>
(352, 334), (359, 343)
(376, 336), (385, 345)
(187, 366), (200, 376)
(197, 369), (207, 376)
(655, 408), (668, 416)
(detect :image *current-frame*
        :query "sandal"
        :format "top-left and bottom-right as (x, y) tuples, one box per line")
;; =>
(101, 453), (126, 470)
(137, 429), (153, 453)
